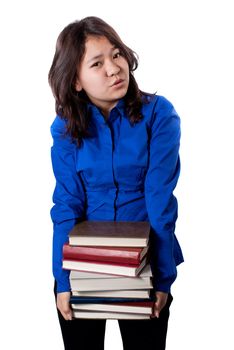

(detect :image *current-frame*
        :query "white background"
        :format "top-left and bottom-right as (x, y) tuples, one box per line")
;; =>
(1, 0), (234, 349)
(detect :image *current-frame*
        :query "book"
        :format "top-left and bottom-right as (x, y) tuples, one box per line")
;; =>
(70, 276), (153, 291)
(63, 255), (148, 277)
(63, 243), (149, 265)
(72, 310), (151, 319)
(71, 289), (152, 298)
(71, 301), (154, 314)
(69, 221), (150, 247)
(70, 293), (155, 304)
(70, 262), (152, 279)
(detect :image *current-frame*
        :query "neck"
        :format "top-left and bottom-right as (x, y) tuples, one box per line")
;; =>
(100, 109), (110, 120)
(92, 100), (119, 120)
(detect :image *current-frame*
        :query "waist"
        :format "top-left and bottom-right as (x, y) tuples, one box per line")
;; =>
(84, 190), (148, 221)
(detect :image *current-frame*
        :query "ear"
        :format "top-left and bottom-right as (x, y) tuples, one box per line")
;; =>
(74, 78), (82, 92)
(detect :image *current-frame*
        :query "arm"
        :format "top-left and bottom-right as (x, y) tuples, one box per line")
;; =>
(50, 116), (86, 293)
(145, 96), (181, 294)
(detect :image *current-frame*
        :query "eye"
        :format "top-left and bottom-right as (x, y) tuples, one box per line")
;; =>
(113, 51), (121, 59)
(91, 61), (102, 68)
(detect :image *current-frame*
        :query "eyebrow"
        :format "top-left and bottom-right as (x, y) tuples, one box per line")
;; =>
(87, 46), (118, 64)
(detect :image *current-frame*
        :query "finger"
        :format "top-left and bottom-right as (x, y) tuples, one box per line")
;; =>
(153, 292), (167, 318)
(66, 310), (73, 321)
(65, 306), (73, 321)
(153, 302), (160, 318)
(154, 309), (160, 318)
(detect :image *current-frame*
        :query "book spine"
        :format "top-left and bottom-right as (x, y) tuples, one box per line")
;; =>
(62, 258), (140, 268)
(63, 244), (141, 264)
(70, 295), (156, 304)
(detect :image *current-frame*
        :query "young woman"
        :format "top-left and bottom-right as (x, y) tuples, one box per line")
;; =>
(48, 16), (184, 350)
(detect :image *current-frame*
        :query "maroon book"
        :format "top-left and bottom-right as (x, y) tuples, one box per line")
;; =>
(63, 243), (148, 265)
(68, 221), (150, 247)
(62, 255), (148, 277)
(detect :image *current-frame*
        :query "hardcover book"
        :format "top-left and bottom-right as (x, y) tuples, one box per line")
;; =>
(72, 310), (151, 319)
(69, 221), (150, 247)
(63, 243), (149, 265)
(71, 301), (154, 314)
(63, 255), (148, 277)
(70, 293), (155, 304)
(70, 275), (153, 291)
(71, 289), (152, 298)
(70, 263), (152, 279)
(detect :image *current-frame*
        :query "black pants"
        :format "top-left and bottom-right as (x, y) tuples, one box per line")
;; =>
(54, 287), (172, 350)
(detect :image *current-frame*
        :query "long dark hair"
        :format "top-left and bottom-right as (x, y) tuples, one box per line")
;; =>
(48, 16), (149, 146)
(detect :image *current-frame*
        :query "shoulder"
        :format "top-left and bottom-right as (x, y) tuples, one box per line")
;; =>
(50, 116), (76, 150)
(142, 94), (180, 136)
(50, 115), (67, 138)
(142, 94), (177, 119)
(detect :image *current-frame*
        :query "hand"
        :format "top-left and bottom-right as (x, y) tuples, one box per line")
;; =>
(152, 291), (168, 318)
(56, 292), (72, 321)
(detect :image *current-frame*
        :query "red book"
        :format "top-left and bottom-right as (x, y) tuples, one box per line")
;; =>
(62, 255), (148, 277)
(63, 243), (149, 265)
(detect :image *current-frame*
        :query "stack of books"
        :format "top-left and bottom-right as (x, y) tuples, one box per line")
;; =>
(62, 221), (155, 319)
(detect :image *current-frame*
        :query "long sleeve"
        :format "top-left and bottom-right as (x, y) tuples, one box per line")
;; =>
(50, 116), (86, 292)
(145, 96), (181, 293)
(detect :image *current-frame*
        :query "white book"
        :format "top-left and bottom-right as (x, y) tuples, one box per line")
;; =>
(70, 276), (153, 291)
(70, 263), (152, 279)
(72, 289), (151, 298)
(63, 256), (147, 277)
(71, 303), (153, 314)
(72, 310), (151, 319)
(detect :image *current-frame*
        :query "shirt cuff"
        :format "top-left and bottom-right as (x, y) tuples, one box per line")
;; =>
(152, 274), (177, 293)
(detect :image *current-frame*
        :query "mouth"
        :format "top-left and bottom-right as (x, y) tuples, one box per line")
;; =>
(111, 79), (124, 87)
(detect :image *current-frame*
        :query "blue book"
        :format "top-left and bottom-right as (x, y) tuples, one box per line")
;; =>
(70, 293), (156, 304)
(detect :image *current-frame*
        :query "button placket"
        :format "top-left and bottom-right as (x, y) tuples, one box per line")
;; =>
(106, 109), (121, 220)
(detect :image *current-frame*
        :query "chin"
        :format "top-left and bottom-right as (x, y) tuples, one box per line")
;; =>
(116, 88), (128, 99)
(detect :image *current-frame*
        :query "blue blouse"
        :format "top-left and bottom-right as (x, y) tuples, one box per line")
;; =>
(50, 94), (184, 293)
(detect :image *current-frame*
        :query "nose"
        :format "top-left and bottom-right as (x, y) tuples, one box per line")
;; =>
(106, 60), (120, 77)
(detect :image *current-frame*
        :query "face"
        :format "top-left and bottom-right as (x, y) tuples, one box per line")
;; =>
(75, 35), (130, 116)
